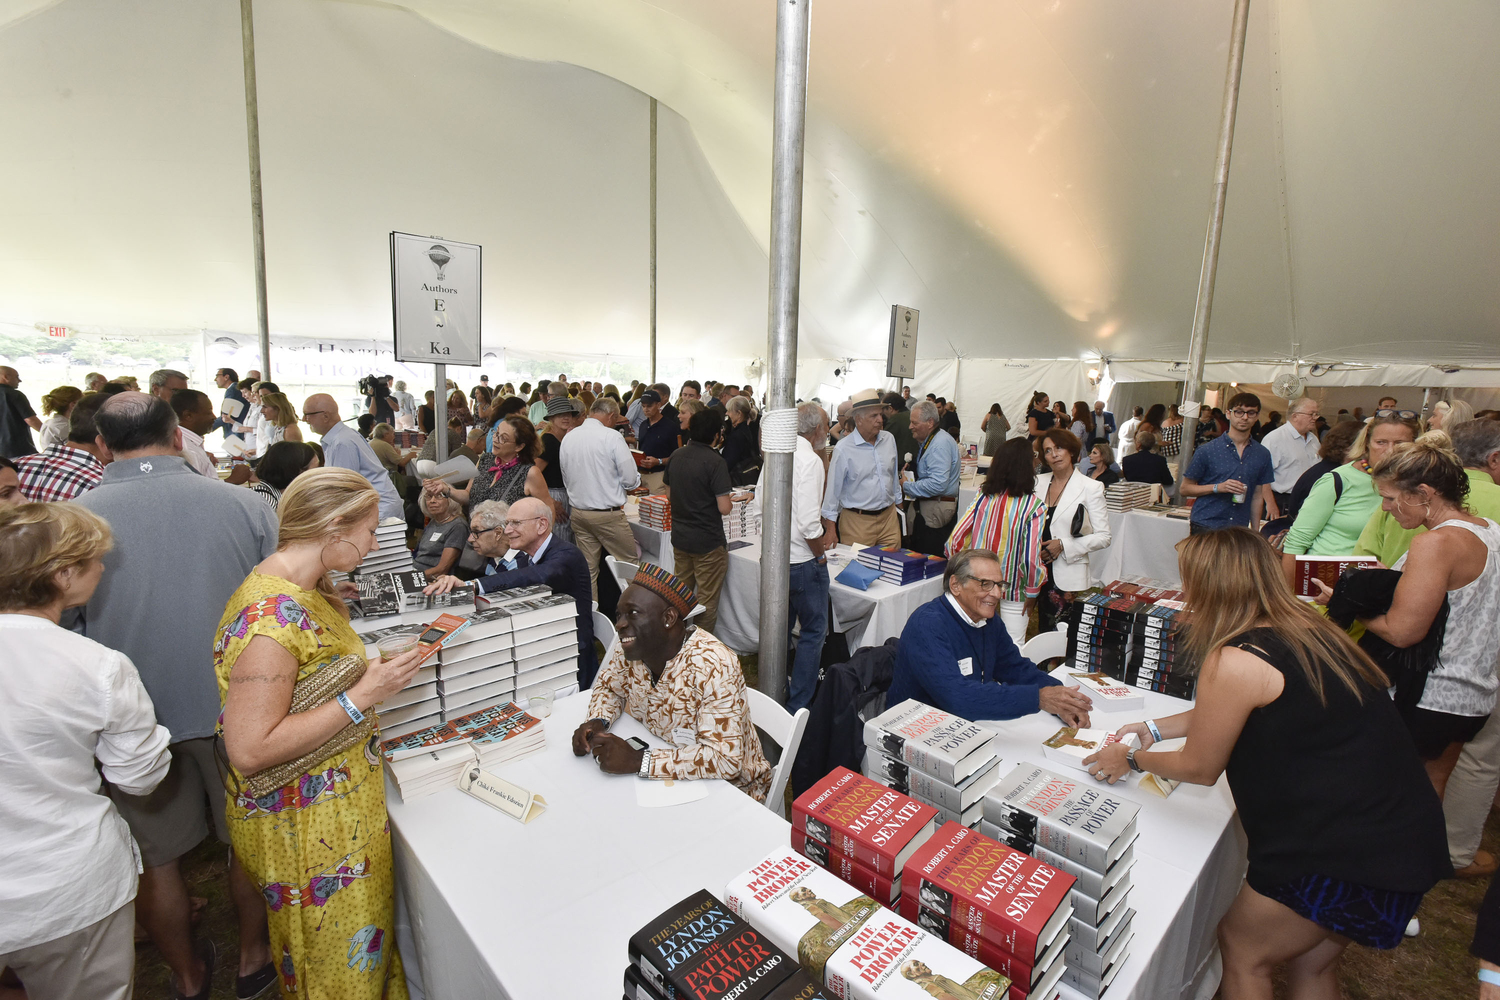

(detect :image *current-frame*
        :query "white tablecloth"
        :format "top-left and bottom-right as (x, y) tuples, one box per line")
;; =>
(713, 541), (944, 655)
(390, 682), (1244, 1000)
(979, 668), (1245, 1000)
(388, 692), (792, 999)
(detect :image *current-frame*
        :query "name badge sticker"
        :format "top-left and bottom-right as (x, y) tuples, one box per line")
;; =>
(957, 657), (973, 676)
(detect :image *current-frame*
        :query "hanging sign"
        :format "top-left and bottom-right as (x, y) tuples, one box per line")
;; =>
(390, 232), (482, 367)
(886, 304), (919, 379)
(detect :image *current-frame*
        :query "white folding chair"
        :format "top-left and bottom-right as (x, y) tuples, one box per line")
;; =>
(743, 688), (810, 818)
(592, 609), (617, 660)
(1020, 629), (1069, 665)
(604, 554), (639, 596)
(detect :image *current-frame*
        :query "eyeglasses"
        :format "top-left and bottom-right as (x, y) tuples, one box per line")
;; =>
(961, 576), (1006, 592)
(1375, 409), (1419, 420)
(302, 409), (331, 419)
(1229, 408), (1259, 418)
(471, 524), (505, 537)
(500, 516), (545, 531)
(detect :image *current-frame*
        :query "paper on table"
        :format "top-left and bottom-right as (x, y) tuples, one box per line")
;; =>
(1139, 737), (1185, 798)
(635, 777), (711, 808)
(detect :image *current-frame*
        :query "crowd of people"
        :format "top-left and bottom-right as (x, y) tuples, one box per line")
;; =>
(3, 363), (1500, 999)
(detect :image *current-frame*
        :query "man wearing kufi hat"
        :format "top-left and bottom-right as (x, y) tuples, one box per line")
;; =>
(820, 388), (903, 548)
(573, 564), (772, 801)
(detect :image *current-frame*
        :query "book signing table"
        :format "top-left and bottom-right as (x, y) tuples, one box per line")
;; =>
(386, 674), (1244, 1000)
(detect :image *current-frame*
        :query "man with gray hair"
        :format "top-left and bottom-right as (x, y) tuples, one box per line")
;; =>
(903, 398), (962, 555)
(147, 368), (189, 402)
(560, 396), (642, 600)
(1260, 395), (1322, 520)
(753, 402), (835, 710)
(1432, 418), (1500, 878)
(301, 393), (403, 519)
(84, 371), (108, 392)
(73, 392), (278, 998)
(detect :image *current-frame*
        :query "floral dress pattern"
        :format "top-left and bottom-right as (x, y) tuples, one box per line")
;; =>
(214, 573), (408, 1000)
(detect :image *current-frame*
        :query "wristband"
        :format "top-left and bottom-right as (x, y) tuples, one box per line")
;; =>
(1480, 969), (1500, 986)
(1145, 719), (1163, 743)
(336, 692), (365, 725)
(1212, 483), (1219, 494)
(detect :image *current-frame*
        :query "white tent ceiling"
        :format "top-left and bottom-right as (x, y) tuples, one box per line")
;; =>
(1, 0), (1497, 372)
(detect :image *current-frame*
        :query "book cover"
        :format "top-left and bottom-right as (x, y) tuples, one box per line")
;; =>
(1039, 727), (1140, 776)
(624, 963), (831, 1000)
(414, 613), (472, 664)
(628, 890), (807, 1000)
(821, 908), (1010, 1000)
(724, 850), (881, 982)
(792, 767), (939, 876)
(792, 828), (901, 905)
(980, 765), (1140, 875)
(862, 752), (1001, 816)
(895, 896), (1068, 998)
(1293, 554), (1378, 598)
(350, 571), (402, 618)
(899, 822), (1074, 963)
(1066, 671), (1145, 712)
(976, 819), (1136, 903)
(863, 700), (1001, 785)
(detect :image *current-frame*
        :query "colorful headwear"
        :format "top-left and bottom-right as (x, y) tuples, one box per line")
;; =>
(630, 563), (696, 618)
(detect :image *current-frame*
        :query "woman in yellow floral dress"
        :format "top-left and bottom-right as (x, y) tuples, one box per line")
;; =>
(216, 468), (421, 999)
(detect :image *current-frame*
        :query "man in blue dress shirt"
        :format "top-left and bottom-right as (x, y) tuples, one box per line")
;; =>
(821, 388), (903, 548)
(1181, 391), (1274, 534)
(301, 394), (403, 519)
(903, 399), (962, 555)
(889, 550), (1093, 724)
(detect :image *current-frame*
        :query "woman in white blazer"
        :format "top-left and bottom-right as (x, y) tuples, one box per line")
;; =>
(1033, 428), (1112, 632)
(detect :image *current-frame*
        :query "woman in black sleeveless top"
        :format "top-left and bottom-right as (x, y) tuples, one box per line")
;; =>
(1084, 527), (1448, 998)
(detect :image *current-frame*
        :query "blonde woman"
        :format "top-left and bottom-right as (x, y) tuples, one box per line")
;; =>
(216, 469), (419, 999)
(39, 385), (84, 450)
(257, 391), (303, 448)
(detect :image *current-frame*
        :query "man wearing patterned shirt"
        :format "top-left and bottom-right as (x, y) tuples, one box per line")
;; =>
(573, 564), (772, 802)
(15, 392), (109, 502)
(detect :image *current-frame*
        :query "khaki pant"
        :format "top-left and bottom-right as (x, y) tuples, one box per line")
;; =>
(570, 507), (640, 600)
(673, 546), (729, 638)
(1445, 707), (1500, 867)
(640, 469), (668, 495)
(0, 901), (136, 1000)
(837, 506), (901, 549)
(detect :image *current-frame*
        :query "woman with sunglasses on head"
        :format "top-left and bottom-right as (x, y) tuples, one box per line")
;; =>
(424, 414), (555, 523)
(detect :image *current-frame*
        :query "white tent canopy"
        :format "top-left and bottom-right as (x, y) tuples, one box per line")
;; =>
(2, 0), (1498, 416)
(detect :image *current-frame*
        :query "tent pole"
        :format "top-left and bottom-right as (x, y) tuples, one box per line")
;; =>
(1176, 0), (1251, 486)
(649, 98), (658, 384)
(434, 364), (448, 464)
(238, 0), (271, 380)
(756, 0), (812, 706)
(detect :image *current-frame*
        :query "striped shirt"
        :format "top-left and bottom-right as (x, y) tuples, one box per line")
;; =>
(15, 444), (104, 502)
(945, 490), (1048, 602)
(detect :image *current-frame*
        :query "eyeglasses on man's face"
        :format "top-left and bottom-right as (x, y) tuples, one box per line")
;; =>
(1229, 408), (1259, 418)
(501, 516), (545, 531)
(960, 575), (1005, 593)
(470, 524), (505, 538)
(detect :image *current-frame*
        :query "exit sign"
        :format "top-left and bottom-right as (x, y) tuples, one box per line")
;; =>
(46, 325), (70, 339)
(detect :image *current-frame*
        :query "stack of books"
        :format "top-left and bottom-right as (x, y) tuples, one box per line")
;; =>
(392, 571), (476, 614)
(438, 605), (519, 721)
(1066, 593), (1140, 680)
(980, 765), (1139, 1000)
(723, 497), (761, 541)
(725, 849), (1015, 999)
(791, 766), (939, 905)
(355, 619), (443, 737)
(636, 494), (672, 531)
(505, 594), (581, 702)
(854, 546), (932, 587)
(861, 700), (1003, 829)
(379, 701), (545, 800)
(1129, 602), (1197, 699)
(628, 889), (831, 1000)
(900, 822), (1074, 1000)
(1103, 482), (1158, 512)
(357, 519), (413, 575)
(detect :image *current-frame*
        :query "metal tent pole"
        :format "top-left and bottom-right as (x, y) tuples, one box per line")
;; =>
(649, 98), (658, 384)
(238, 0), (271, 379)
(1176, 0), (1252, 483)
(434, 365), (448, 463)
(756, 0), (812, 705)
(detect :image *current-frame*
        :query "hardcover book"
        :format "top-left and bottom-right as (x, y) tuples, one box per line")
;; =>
(821, 909), (1011, 1000)
(792, 767), (939, 875)
(862, 751), (1001, 815)
(1292, 554), (1378, 598)
(624, 963), (831, 1000)
(895, 899), (1067, 999)
(976, 819), (1137, 903)
(980, 765), (1140, 875)
(724, 850), (881, 982)
(349, 571), (402, 618)
(628, 889), (809, 1000)
(1065, 671), (1144, 711)
(899, 822), (1074, 962)
(863, 700), (1002, 785)
(792, 828), (902, 905)
(1066, 909), (1134, 976)
(1039, 727), (1140, 776)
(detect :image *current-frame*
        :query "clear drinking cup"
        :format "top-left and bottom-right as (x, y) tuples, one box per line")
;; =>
(528, 690), (554, 719)
(375, 632), (420, 660)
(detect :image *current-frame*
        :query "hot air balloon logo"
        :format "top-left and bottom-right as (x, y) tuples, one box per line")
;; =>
(426, 245), (452, 281)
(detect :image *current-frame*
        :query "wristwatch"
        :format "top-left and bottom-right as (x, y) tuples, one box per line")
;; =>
(1126, 747), (1143, 773)
(637, 750), (653, 779)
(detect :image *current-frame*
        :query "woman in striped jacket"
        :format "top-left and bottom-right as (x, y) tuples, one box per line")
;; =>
(945, 437), (1048, 645)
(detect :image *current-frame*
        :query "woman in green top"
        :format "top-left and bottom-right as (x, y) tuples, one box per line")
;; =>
(1282, 412), (1418, 576)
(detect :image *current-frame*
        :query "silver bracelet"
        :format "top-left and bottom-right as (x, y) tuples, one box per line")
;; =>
(637, 751), (653, 779)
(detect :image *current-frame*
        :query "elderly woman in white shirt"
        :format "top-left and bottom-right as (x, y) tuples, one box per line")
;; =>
(1033, 427), (1112, 634)
(0, 502), (172, 1000)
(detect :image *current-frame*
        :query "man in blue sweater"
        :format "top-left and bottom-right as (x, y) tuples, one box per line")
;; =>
(889, 549), (1093, 724)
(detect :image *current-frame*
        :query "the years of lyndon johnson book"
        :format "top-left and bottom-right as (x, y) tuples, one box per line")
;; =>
(627, 889), (826, 1000)
(863, 700), (1001, 786)
(980, 765), (1139, 875)
(724, 849), (883, 982)
(792, 767), (939, 876)
(822, 907), (1012, 1000)
(623, 962), (831, 1000)
(899, 822), (1074, 966)
(791, 827), (901, 905)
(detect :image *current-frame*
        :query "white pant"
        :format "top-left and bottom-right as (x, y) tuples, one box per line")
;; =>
(0, 901), (135, 1000)
(1445, 708), (1500, 867)
(998, 600), (1027, 647)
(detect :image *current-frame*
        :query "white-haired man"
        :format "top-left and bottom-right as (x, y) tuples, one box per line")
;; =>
(1261, 396), (1321, 520)
(903, 398), (962, 555)
(147, 369), (188, 403)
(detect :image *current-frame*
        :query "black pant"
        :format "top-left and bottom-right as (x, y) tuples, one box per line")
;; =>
(906, 505), (956, 556)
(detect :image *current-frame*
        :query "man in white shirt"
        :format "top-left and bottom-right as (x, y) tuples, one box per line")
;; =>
(560, 396), (642, 600)
(302, 394), (403, 519)
(1260, 396), (1321, 520)
(1116, 406), (1144, 459)
(170, 390), (253, 485)
(754, 402), (836, 711)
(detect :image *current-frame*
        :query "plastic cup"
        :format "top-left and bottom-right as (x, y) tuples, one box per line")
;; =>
(528, 691), (554, 718)
(375, 633), (420, 659)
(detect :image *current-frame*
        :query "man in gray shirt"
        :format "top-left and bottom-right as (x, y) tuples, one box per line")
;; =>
(302, 393), (403, 519)
(75, 392), (278, 999)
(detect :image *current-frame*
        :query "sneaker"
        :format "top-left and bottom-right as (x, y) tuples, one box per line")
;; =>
(236, 961), (278, 1000)
(1405, 917), (1420, 937)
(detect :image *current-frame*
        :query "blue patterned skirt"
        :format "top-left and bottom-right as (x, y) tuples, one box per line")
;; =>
(1253, 871), (1425, 949)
